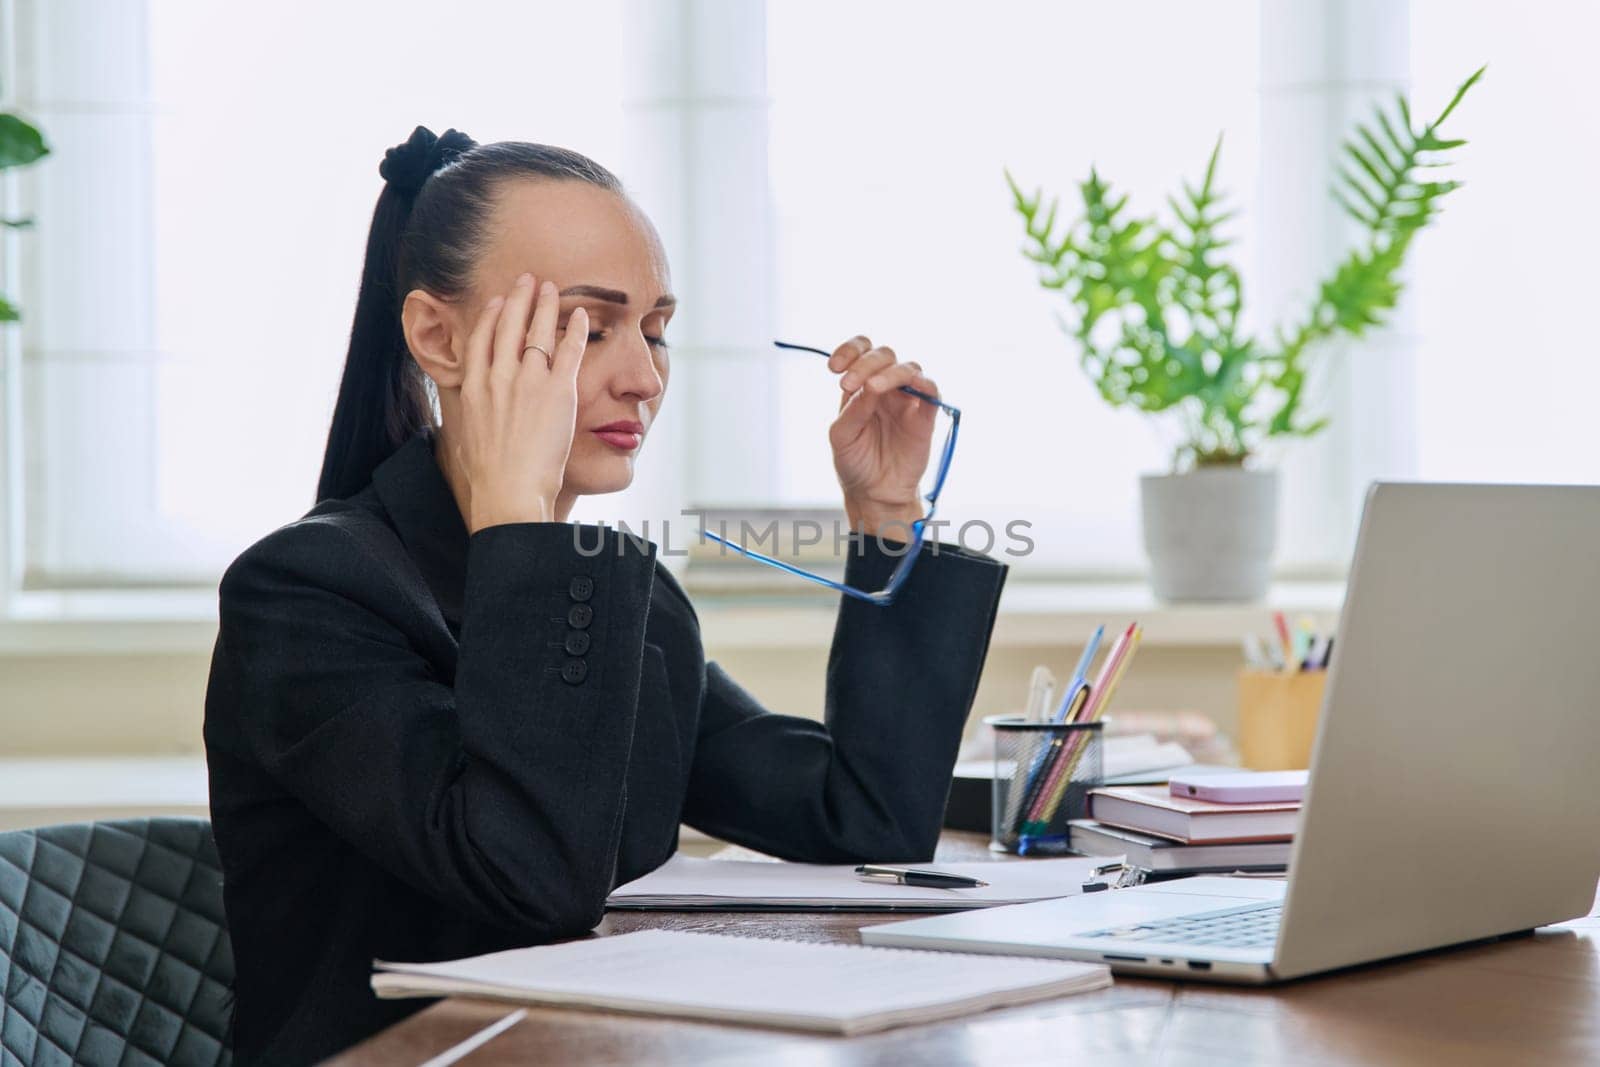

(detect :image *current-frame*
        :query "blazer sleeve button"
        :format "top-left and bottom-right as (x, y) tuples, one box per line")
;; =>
(564, 630), (591, 656)
(567, 603), (594, 629)
(569, 576), (594, 602)
(561, 658), (589, 685)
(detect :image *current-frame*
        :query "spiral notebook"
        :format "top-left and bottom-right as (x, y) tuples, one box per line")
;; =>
(372, 929), (1112, 1035)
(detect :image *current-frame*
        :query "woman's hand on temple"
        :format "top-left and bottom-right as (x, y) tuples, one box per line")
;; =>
(455, 274), (588, 533)
(826, 335), (939, 541)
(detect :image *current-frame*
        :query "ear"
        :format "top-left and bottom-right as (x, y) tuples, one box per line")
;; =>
(402, 288), (468, 389)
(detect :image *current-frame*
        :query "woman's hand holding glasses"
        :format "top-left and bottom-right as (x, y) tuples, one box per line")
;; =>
(826, 335), (940, 542)
(454, 273), (588, 533)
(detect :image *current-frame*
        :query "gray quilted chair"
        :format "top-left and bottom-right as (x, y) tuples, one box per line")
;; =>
(0, 819), (233, 1066)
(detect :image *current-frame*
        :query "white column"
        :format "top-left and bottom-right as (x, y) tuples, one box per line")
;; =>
(618, 0), (777, 552)
(5, 0), (163, 587)
(1258, 0), (1414, 574)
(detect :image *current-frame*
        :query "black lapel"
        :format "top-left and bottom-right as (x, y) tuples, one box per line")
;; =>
(370, 428), (469, 631)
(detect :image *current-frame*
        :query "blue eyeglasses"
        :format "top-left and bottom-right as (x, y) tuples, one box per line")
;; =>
(697, 340), (961, 606)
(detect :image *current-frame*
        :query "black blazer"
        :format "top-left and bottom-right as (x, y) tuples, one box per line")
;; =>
(203, 429), (1009, 1064)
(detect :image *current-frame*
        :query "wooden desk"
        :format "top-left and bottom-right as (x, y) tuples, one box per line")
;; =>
(328, 834), (1600, 1066)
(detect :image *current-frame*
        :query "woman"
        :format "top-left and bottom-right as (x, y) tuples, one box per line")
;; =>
(204, 125), (1009, 1064)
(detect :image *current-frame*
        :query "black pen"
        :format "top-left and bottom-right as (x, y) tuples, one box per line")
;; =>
(854, 864), (989, 889)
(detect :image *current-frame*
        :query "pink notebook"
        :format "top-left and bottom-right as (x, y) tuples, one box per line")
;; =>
(1168, 770), (1308, 804)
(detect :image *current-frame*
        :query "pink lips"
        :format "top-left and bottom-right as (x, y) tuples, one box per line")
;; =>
(592, 420), (644, 451)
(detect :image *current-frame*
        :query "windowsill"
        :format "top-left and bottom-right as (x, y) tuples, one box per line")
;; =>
(0, 755), (730, 842)
(691, 579), (1344, 650)
(0, 588), (220, 655)
(0, 579), (1344, 655)
(0, 756), (213, 831)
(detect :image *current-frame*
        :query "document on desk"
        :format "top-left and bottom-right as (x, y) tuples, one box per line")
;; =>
(606, 855), (1121, 911)
(372, 929), (1111, 1035)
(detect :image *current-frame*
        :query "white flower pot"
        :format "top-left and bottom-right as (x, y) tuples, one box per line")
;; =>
(1139, 468), (1279, 602)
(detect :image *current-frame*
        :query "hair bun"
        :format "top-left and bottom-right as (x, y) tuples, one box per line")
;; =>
(379, 125), (475, 196)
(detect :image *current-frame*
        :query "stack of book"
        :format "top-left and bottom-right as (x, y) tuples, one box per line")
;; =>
(1070, 782), (1300, 876)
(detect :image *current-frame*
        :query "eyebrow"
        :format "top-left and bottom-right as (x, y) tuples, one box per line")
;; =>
(559, 284), (676, 309)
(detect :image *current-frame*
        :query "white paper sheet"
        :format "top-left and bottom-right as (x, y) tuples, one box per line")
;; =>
(605, 855), (1121, 911)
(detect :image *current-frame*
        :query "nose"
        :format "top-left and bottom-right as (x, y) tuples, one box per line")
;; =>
(610, 331), (665, 405)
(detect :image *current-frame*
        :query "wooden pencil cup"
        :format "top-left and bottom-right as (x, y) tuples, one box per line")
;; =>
(1237, 669), (1327, 770)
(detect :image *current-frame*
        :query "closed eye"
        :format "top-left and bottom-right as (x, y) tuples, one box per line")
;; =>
(585, 330), (670, 350)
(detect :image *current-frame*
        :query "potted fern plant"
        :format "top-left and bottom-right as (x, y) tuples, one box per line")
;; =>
(1006, 67), (1483, 601)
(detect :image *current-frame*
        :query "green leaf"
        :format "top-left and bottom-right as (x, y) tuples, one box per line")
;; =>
(1356, 127), (1404, 178)
(1396, 180), (1462, 199)
(1435, 64), (1487, 126)
(0, 114), (49, 169)
(1167, 195), (1200, 231)
(1002, 166), (1024, 201)
(1332, 188), (1377, 228)
(1203, 133), (1224, 190)
(1375, 106), (1410, 162)
(0, 294), (18, 322)
(1343, 139), (1392, 194)
(1337, 166), (1385, 217)
(1, 216), (34, 229)
(1039, 197), (1058, 241)
(1280, 65), (1481, 441)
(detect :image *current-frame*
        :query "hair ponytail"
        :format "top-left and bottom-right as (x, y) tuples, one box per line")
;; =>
(316, 180), (433, 501)
(315, 126), (625, 502)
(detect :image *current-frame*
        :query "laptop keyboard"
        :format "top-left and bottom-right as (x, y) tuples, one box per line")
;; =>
(1081, 901), (1282, 949)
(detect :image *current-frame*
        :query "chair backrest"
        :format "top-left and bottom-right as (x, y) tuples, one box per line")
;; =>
(0, 818), (233, 1065)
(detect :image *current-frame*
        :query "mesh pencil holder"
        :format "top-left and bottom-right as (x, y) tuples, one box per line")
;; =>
(986, 715), (1105, 855)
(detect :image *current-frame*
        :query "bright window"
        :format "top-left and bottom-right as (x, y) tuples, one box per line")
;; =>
(1408, 0), (1600, 484)
(12, 1), (1587, 599)
(16, 0), (630, 586)
(767, 1), (1265, 574)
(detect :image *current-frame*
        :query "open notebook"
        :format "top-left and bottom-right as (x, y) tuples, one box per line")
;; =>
(372, 929), (1111, 1035)
(606, 855), (1118, 911)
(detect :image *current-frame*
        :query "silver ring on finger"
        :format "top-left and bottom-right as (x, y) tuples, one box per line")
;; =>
(523, 342), (553, 370)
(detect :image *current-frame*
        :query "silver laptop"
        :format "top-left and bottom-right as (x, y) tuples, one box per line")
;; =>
(862, 483), (1600, 983)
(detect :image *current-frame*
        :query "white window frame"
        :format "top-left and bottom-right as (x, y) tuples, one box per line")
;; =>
(1, 0), (31, 620)
(0, 0), (1410, 645)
